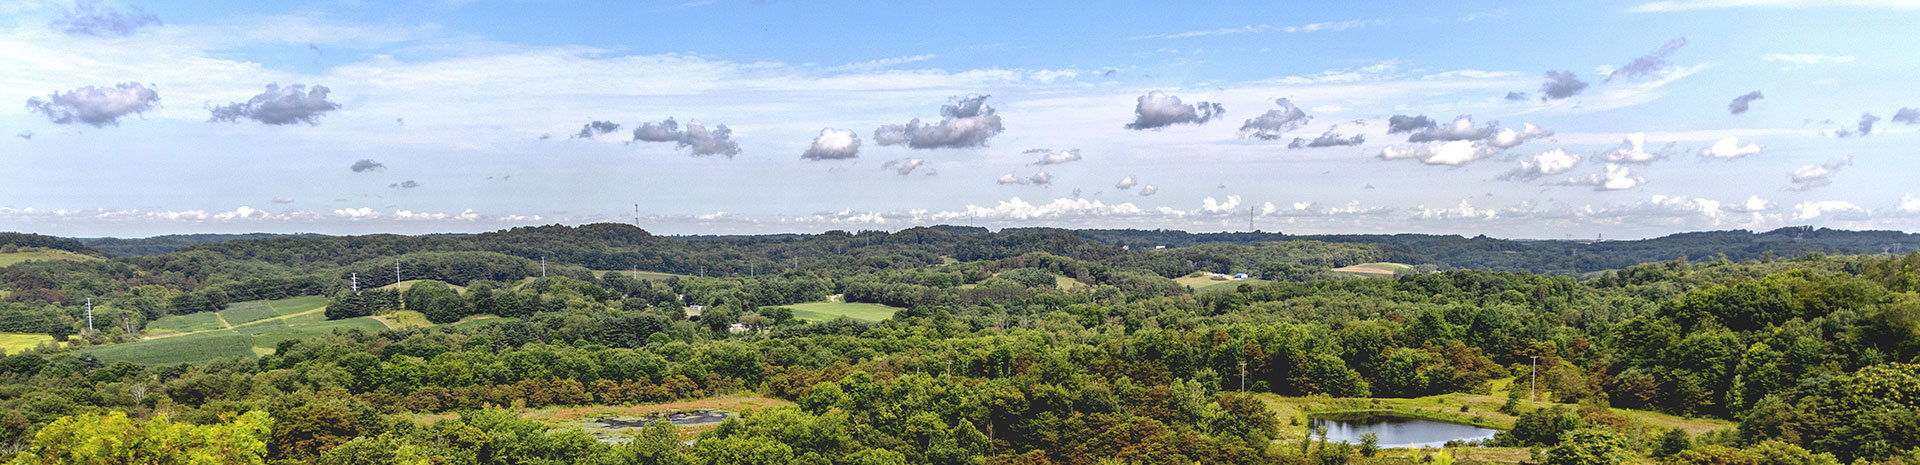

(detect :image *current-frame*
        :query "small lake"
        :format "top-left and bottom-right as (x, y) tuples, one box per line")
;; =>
(1309, 414), (1498, 448)
(571, 410), (735, 444)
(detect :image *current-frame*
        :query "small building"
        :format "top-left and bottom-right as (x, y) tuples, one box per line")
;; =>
(727, 323), (749, 334)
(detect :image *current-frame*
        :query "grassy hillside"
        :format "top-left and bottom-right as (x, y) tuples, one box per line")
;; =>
(771, 302), (900, 323)
(88, 295), (390, 364)
(1331, 262), (1414, 277)
(0, 332), (54, 353)
(0, 247), (101, 267)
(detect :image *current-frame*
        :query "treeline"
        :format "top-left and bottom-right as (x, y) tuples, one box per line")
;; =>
(4, 252), (1919, 463)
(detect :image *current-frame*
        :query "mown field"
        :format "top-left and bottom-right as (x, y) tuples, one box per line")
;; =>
(99, 295), (522, 364)
(1174, 273), (1272, 292)
(0, 332), (54, 353)
(0, 247), (100, 267)
(770, 301), (901, 322)
(1331, 262), (1415, 277)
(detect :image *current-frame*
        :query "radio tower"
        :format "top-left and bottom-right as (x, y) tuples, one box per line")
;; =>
(86, 298), (94, 332)
(395, 260), (402, 285)
(541, 256), (547, 278)
(351, 272), (359, 292)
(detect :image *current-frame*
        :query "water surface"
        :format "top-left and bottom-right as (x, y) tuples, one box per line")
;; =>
(1308, 414), (1498, 448)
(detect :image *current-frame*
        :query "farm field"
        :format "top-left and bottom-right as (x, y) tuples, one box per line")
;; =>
(0, 332), (54, 353)
(1331, 262), (1415, 277)
(770, 301), (900, 323)
(1174, 272), (1269, 291)
(85, 295), (396, 364)
(145, 311), (227, 333)
(0, 247), (100, 267)
(378, 279), (469, 294)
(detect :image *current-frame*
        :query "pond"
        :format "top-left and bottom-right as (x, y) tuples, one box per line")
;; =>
(1308, 414), (1499, 448)
(570, 410), (736, 444)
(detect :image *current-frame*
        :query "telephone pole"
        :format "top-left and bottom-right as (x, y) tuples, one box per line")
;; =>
(85, 297), (94, 332)
(1529, 355), (1540, 405)
(540, 256), (547, 278)
(395, 260), (402, 285)
(1239, 361), (1247, 392)
(351, 272), (359, 292)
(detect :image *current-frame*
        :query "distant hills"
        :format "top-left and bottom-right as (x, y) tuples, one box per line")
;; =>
(6, 225), (1917, 275)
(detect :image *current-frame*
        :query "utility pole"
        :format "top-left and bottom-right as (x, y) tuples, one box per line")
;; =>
(351, 272), (359, 292)
(1529, 355), (1540, 405)
(541, 256), (547, 278)
(634, 203), (640, 227)
(86, 297), (94, 332)
(1239, 361), (1247, 392)
(395, 260), (402, 285)
(1249, 204), (1255, 232)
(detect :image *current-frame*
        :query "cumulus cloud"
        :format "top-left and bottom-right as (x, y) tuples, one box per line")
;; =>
(1728, 91), (1764, 115)
(1115, 175), (1137, 190)
(1287, 131), (1366, 148)
(1406, 115), (1496, 143)
(1698, 137), (1764, 159)
(629, 118), (741, 156)
(997, 171), (1052, 186)
(1559, 163), (1646, 191)
(389, 180), (420, 189)
(1787, 157), (1850, 191)
(801, 128), (861, 160)
(1739, 195), (1776, 212)
(1792, 201), (1868, 221)
(1540, 71), (1589, 100)
(1238, 98), (1310, 140)
(1901, 194), (1920, 213)
(1489, 123), (1553, 149)
(51, 0), (161, 37)
(1026, 148), (1082, 165)
(631, 118), (681, 142)
(881, 158), (929, 175)
(1379, 140), (1494, 166)
(350, 159), (385, 172)
(25, 82), (160, 127)
(1835, 113), (1881, 137)
(1501, 149), (1582, 180)
(1601, 133), (1671, 164)
(1125, 91), (1224, 130)
(1386, 115), (1437, 134)
(1892, 107), (1918, 124)
(873, 94), (1004, 148)
(208, 83), (342, 125)
(1504, 91), (1530, 101)
(573, 121), (621, 139)
(1138, 185), (1159, 196)
(1608, 38), (1688, 81)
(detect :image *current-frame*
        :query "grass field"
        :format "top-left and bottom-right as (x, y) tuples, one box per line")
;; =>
(1174, 273), (1270, 292)
(88, 331), (258, 365)
(146, 312), (227, 333)
(375, 310), (434, 329)
(214, 295), (330, 326)
(1331, 262), (1415, 277)
(770, 301), (901, 322)
(0, 248), (101, 267)
(0, 333), (54, 353)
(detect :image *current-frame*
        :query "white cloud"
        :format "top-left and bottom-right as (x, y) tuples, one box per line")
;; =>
(1502, 149), (1582, 180)
(1380, 140), (1494, 166)
(1028, 148), (1083, 166)
(1138, 185), (1159, 196)
(996, 171), (1052, 186)
(1560, 164), (1646, 191)
(1787, 157), (1851, 191)
(801, 128), (862, 160)
(1902, 194), (1920, 213)
(1129, 19), (1385, 40)
(1792, 201), (1869, 220)
(1699, 137), (1764, 159)
(1489, 123), (1554, 149)
(1602, 133), (1668, 164)
(1115, 175), (1137, 190)
(1740, 195), (1776, 212)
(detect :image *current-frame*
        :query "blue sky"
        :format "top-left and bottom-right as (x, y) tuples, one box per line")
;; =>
(3, 0), (1918, 238)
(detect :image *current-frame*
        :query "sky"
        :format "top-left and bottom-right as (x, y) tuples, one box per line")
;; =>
(3, 0), (1919, 239)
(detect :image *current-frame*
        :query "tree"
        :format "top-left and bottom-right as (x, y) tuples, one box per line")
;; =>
(8, 410), (273, 465)
(1653, 427), (1690, 458)
(1542, 429), (1631, 465)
